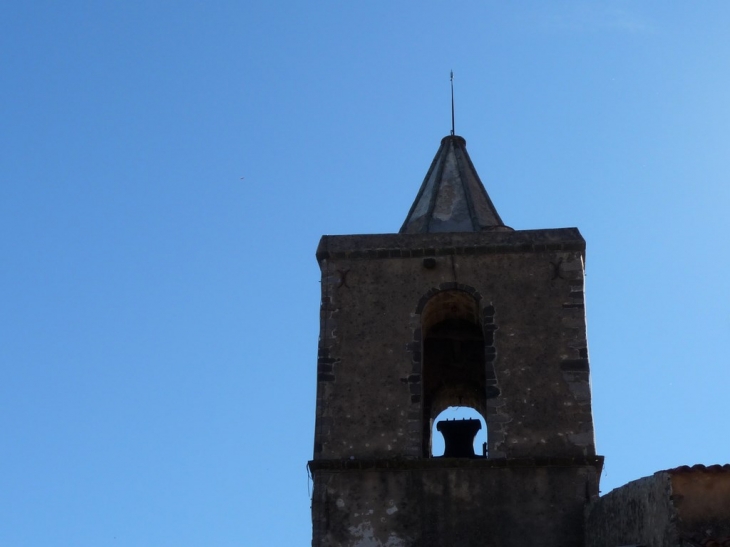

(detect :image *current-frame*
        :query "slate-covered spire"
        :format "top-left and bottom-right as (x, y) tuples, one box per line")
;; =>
(400, 135), (509, 233)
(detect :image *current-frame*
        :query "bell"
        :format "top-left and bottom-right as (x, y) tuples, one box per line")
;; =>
(436, 418), (481, 458)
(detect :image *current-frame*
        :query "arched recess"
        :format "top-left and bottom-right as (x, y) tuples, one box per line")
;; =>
(419, 289), (496, 458)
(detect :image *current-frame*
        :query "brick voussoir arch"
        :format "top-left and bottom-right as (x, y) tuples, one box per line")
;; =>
(414, 282), (483, 314)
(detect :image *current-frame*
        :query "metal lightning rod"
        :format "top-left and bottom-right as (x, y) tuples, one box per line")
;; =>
(450, 70), (455, 136)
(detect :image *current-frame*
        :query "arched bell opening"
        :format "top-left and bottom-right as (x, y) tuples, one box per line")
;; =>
(420, 290), (488, 458)
(431, 406), (487, 458)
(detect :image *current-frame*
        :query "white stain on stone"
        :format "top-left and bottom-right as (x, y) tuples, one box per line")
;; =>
(348, 521), (406, 547)
(336, 498), (345, 509)
(348, 521), (378, 547)
(384, 534), (406, 546)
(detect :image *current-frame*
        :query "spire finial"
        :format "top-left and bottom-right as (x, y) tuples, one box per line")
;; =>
(450, 70), (455, 136)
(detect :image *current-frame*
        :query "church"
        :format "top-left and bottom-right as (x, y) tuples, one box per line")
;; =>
(307, 133), (730, 547)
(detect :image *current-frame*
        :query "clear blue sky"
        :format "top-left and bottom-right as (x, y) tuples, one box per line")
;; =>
(2, 2), (729, 545)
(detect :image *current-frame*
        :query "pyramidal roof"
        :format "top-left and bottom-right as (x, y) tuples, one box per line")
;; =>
(400, 135), (509, 234)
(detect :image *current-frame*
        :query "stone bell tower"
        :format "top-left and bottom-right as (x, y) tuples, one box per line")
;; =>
(309, 135), (603, 547)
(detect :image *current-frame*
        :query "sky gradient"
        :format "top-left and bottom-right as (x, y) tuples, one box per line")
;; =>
(2, 2), (730, 545)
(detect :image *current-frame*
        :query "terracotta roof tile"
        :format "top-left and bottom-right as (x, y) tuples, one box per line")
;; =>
(682, 536), (730, 547)
(664, 463), (730, 474)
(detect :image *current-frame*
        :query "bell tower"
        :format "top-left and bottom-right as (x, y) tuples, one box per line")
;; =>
(309, 135), (602, 547)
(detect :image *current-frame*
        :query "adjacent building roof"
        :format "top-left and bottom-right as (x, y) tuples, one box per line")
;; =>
(665, 464), (730, 474)
(683, 537), (730, 547)
(400, 135), (510, 234)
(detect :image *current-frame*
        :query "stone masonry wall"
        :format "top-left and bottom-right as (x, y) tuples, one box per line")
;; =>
(670, 466), (730, 544)
(310, 460), (600, 547)
(312, 229), (595, 461)
(585, 473), (679, 547)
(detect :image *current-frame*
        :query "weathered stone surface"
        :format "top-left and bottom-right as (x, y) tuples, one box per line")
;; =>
(586, 467), (730, 547)
(670, 467), (730, 540)
(311, 461), (601, 547)
(312, 228), (594, 461)
(585, 473), (678, 547)
(316, 228), (585, 262)
(310, 225), (599, 546)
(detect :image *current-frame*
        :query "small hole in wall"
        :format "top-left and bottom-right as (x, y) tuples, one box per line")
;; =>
(431, 406), (487, 457)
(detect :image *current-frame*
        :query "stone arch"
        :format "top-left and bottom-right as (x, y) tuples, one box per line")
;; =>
(408, 283), (500, 458)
